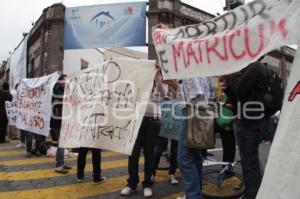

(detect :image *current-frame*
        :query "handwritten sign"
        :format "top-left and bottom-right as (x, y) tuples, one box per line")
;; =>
(159, 99), (182, 141)
(59, 57), (156, 155)
(16, 72), (60, 136)
(5, 101), (17, 125)
(153, 0), (300, 79)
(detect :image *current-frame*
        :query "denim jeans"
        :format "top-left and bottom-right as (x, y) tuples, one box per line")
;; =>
(56, 147), (65, 167)
(177, 113), (203, 199)
(52, 127), (65, 167)
(236, 119), (264, 199)
(153, 137), (178, 176)
(127, 117), (160, 189)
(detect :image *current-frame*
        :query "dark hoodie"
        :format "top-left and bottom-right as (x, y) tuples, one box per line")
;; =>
(229, 61), (268, 120)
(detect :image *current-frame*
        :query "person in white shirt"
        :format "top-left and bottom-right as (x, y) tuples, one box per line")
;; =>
(176, 77), (211, 199)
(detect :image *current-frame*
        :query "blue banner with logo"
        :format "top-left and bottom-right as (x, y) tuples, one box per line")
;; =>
(64, 2), (146, 49)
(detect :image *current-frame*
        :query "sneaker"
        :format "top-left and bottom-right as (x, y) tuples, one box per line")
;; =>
(93, 176), (108, 184)
(55, 167), (69, 174)
(76, 178), (84, 183)
(120, 186), (137, 196)
(16, 143), (25, 148)
(63, 165), (72, 170)
(176, 195), (186, 199)
(169, 175), (179, 185)
(143, 188), (153, 198)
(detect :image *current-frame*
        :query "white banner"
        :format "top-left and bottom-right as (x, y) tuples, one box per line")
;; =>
(16, 72), (60, 136)
(9, 35), (28, 90)
(257, 47), (300, 198)
(59, 57), (157, 155)
(153, 0), (300, 79)
(5, 101), (17, 126)
(63, 49), (104, 75)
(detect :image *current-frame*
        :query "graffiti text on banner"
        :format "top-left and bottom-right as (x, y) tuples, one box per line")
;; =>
(15, 72), (60, 136)
(153, 0), (300, 79)
(59, 57), (156, 155)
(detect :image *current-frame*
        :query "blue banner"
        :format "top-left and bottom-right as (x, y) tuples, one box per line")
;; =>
(64, 2), (146, 49)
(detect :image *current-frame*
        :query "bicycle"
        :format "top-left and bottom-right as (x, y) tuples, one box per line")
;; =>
(202, 158), (245, 199)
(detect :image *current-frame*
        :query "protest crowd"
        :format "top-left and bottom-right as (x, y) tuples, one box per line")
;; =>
(0, 54), (281, 199)
(2, 0), (300, 199)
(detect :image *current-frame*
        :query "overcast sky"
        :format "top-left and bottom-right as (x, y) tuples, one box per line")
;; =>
(0, 0), (251, 62)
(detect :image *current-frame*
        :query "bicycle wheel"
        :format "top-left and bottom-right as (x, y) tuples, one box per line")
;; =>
(202, 167), (245, 199)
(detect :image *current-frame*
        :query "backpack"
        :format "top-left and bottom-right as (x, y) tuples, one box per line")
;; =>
(263, 66), (284, 116)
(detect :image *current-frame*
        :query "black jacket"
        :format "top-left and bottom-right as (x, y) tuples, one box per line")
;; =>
(50, 83), (65, 128)
(229, 61), (268, 119)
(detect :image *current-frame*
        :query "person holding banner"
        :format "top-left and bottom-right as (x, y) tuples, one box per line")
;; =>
(152, 79), (179, 185)
(52, 75), (72, 174)
(0, 82), (12, 143)
(121, 70), (165, 198)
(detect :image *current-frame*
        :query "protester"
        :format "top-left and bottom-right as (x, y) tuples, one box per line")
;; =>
(176, 77), (211, 199)
(229, 58), (268, 199)
(52, 74), (72, 174)
(76, 147), (107, 184)
(152, 80), (179, 185)
(216, 78), (236, 164)
(0, 82), (13, 143)
(120, 70), (165, 198)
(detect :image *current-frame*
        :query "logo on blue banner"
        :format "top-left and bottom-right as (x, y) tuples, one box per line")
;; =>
(90, 11), (115, 30)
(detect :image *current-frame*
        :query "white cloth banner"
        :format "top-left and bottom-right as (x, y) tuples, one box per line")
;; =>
(59, 57), (156, 155)
(9, 35), (28, 90)
(16, 72), (60, 136)
(5, 101), (17, 126)
(257, 47), (300, 198)
(153, 0), (300, 79)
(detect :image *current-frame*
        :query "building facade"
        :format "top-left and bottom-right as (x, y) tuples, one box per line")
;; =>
(27, 3), (65, 78)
